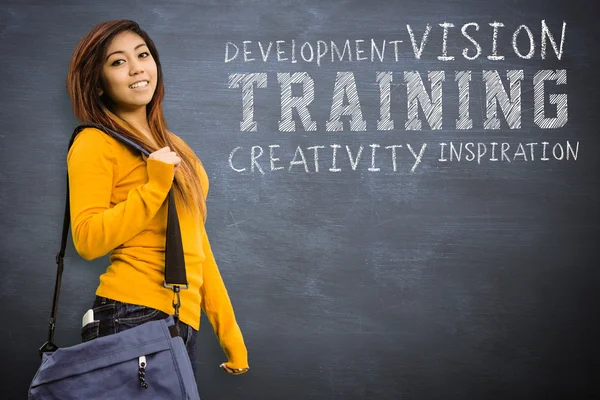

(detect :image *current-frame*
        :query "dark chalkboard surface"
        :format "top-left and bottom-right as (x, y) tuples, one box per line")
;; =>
(1, 0), (598, 398)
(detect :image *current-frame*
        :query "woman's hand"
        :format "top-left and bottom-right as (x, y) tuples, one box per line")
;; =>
(220, 362), (249, 375)
(144, 146), (181, 178)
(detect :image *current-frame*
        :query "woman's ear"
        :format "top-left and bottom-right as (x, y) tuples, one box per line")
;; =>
(96, 78), (104, 96)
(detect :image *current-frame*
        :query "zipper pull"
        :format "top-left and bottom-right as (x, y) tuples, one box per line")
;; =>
(138, 355), (148, 389)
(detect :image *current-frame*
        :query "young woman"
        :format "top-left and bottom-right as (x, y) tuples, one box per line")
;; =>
(65, 19), (249, 377)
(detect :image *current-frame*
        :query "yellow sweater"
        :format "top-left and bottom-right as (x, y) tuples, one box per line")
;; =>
(67, 127), (248, 369)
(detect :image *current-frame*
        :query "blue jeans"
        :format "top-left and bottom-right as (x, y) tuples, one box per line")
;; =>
(81, 296), (199, 377)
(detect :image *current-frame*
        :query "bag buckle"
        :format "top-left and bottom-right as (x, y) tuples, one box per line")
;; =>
(164, 282), (186, 333)
(163, 282), (189, 290)
(39, 317), (58, 358)
(171, 286), (181, 317)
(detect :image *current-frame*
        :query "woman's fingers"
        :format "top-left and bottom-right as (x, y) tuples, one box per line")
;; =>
(219, 363), (248, 375)
(147, 146), (181, 170)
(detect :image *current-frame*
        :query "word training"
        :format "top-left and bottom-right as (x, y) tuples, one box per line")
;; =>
(228, 70), (568, 131)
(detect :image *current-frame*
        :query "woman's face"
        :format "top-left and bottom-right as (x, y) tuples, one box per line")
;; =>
(99, 31), (158, 113)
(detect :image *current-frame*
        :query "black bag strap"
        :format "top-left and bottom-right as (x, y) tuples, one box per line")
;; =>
(40, 124), (187, 357)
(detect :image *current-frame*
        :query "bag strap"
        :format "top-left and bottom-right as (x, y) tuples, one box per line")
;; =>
(40, 124), (187, 357)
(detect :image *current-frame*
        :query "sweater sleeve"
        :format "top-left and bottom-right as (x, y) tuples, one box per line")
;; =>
(200, 222), (249, 369)
(195, 160), (249, 369)
(67, 128), (175, 261)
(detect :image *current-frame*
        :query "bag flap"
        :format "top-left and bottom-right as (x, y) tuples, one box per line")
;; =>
(31, 318), (174, 386)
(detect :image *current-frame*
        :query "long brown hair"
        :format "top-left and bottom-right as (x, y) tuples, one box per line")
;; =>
(66, 19), (206, 222)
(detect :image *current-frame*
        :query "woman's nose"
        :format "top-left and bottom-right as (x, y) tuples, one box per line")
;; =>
(129, 60), (144, 75)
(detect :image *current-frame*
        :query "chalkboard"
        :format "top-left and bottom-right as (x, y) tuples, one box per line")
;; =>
(1, 0), (598, 398)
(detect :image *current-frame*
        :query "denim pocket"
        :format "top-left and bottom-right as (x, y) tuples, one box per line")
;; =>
(80, 321), (99, 343)
(81, 302), (117, 342)
(115, 303), (168, 329)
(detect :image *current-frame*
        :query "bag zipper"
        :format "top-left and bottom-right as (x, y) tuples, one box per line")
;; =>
(138, 355), (148, 389)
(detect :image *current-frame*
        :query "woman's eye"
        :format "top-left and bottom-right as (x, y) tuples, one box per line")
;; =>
(110, 52), (149, 66)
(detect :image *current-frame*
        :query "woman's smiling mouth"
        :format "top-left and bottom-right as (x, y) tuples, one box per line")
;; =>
(129, 80), (149, 89)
